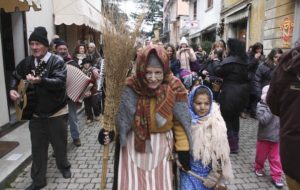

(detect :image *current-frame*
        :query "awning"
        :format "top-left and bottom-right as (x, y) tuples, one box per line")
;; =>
(53, 0), (104, 32)
(224, 4), (251, 24)
(0, 0), (41, 12)
(189, 23), (217, 39)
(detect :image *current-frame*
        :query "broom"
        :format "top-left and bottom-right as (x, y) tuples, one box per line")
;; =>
(99, 10), (144, 190)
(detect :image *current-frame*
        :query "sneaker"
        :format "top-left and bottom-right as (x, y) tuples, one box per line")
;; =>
(73, 138), (81, 147)
(255, 170), (264, 177)
(94, 116), (101, 121)
(273, 179), (284, 188)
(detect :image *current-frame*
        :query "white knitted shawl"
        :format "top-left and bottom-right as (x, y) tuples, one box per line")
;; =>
(191, 102), (233, 180)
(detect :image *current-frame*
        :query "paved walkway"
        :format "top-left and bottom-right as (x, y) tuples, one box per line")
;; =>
(5, 114), (288, 190)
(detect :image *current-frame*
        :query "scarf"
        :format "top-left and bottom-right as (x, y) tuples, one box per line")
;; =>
(126, 45), (187, 153)
(188, 85), (213, 125)
(188, 85), (233, 180)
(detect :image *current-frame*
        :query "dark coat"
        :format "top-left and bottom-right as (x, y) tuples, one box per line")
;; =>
(252, 62), (276, 99)
(10, 54), (67, 118)
(170, 57), (180, 77)
(248, 53), (265, 94)
(214, 56), (249, 118)
(267, 47), (300, 183)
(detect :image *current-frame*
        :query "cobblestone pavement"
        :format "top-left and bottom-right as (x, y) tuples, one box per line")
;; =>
(5, 114), (288, 190)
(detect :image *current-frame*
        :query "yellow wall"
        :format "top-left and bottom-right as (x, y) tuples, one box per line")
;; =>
(263, 0), (295, 51)
(248, 0), (265, 46)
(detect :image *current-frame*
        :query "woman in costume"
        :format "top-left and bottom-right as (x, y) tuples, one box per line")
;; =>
(180, 85), (233, 189)
(114, 45), (192, 190)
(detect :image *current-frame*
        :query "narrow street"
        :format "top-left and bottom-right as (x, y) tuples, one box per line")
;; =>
(5, 113), (288, 190)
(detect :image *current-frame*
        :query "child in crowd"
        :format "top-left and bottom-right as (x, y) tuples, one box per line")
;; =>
(255, 85), (283, 188)
(81, 58), (101, 124)
(180, 85), (233, 190)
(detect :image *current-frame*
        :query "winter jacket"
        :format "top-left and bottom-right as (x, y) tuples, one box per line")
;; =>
(10, 53), (67, 118)
(170, 57), (180, 77)
(214, 56), (249, 118)
(256, 102), (280, 142)
(253, 62), (275, 99)
(247, 53), (265, 94)
(267, 46), (300, 183)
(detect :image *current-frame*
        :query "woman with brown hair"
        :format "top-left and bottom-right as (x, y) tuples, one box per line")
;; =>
(253, 48), (283, 100)
(73, 44), (87, 66)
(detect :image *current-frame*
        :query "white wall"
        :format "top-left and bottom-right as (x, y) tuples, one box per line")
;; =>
(189, 0), (221, 37)
(0, 31), (10, 126)
(11, 12), (25, 65)
(25, 0), (55, 52)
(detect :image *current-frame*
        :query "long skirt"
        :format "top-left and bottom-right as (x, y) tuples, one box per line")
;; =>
(117, 131), (174, 190)
(180, 156), (213, 190)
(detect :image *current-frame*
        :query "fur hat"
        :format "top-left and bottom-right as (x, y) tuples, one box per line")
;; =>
(261, 85), (270, 103)
(180, 37), (188, 45)
(29, 26), (49, 47)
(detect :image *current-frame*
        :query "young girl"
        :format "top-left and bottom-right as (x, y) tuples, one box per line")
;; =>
(255, 85), (283, 188)
(180, 85), (233, 190)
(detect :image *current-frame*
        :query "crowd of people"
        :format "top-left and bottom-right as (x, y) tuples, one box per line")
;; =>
(100, 36), (300, 190)
(8, 25), (300, 190)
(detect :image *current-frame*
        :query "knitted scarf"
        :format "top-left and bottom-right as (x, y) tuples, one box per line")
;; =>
(126, 45), (187, 153)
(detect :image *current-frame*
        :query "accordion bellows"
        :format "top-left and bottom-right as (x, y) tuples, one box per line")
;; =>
(66, 64), (93, 102)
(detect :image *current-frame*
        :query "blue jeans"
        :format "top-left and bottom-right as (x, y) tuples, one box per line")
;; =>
(67, 99), (79, 140)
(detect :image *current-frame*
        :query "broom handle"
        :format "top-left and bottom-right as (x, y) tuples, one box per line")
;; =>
(176, 160), (206, 182)
(100, 143), (110, 190)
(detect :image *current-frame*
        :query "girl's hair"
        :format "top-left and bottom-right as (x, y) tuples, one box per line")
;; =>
(266, 48), (283, 66)
(211, 41), (225, 51)
(251, 42), (264, 55)
(165, 44), (176, 53)
(226, 38), (248, 62)
(193, 87), (212, 104)
(213, 48), (224, 61)
(219, 39), (227, 50)
(164, 44), (176, 58)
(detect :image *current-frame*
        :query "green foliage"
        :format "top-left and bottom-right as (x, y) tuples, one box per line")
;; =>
(201, 41), (213, 54)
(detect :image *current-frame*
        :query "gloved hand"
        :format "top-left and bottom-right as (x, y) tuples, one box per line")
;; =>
(177, 151), (191, 171)
(98, 128), (115, 145)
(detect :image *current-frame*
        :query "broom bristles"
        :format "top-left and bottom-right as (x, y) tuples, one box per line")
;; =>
(101, 9), (143, 131)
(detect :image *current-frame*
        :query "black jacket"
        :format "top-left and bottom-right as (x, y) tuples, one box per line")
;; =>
(214, 56), (249, 117)
(252, 62), (275, 99)
(10, 54), (67, 118)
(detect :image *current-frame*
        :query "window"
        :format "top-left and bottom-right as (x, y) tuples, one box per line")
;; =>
(193, 1), (197, 20)
(208, 0), (213, 9)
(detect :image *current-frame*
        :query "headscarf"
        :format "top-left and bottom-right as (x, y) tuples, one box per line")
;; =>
(126, 45), (187, 152)
(188, 85), (213, 125)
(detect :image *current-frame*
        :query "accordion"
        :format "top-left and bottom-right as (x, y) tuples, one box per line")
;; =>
(66, 64), (93, 102)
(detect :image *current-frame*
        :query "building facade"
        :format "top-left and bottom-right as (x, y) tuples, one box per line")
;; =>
(0, 0), (104, 131)
(263, 0), (298, 53)
(188, 0), (222, 46)
(163, 0), (190, 46)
